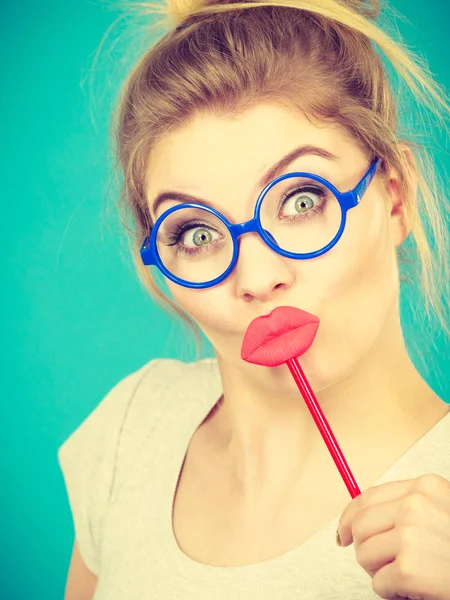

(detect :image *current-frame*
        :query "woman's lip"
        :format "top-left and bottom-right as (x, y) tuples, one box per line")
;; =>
(241, 306), (320, 366)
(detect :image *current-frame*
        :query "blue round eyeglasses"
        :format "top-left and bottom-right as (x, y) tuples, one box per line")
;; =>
(140, 158), (381, 289)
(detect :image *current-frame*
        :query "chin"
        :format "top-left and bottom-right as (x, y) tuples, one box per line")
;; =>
(268, 342), (359, 396)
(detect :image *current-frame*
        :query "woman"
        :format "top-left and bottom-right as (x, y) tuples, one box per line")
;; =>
(59, 0), (450, 598)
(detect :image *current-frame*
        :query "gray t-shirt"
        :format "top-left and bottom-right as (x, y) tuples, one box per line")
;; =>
(58, 358), (450, 599)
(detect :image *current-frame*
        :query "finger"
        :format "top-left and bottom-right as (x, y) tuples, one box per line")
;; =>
(342, 491), (449, 548)
(396, 491), (450, 542)
(345, 498), (399, 547)
(410, 474), (450, 513)
(371, 557), (434, 600)
(339, 480), (413, 540)
(355, 528), (397, 576)
(368, 525), (450, 600)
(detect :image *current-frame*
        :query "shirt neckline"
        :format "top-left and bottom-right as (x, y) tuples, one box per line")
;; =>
(159, 358), (450, 584)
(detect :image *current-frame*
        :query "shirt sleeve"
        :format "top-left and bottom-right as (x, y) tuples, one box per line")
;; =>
(57, 360), (156, 575)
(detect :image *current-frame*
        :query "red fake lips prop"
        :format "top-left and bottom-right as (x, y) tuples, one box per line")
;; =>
(241, 306), (320, 367)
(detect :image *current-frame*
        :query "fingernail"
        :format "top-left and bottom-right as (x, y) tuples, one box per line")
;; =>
(336, 529), (342, 546)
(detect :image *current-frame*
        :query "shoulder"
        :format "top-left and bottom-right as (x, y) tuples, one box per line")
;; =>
(57, 359), (155, 464)
(122, 357), (222, 434)
(57, 357), (220, 574)
(58, 357), (219, 459)
(61, 356), (217, 424)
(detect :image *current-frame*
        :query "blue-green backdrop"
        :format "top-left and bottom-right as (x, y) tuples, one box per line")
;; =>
(1, 1), (449, 598)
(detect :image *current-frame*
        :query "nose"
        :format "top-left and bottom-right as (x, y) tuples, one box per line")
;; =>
(233, 232), (295, 302)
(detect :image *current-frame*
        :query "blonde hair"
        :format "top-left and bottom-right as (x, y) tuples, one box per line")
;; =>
(107, 0), (449, 351)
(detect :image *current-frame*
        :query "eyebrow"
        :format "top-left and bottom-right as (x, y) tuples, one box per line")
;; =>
(150, 144), (338, 215)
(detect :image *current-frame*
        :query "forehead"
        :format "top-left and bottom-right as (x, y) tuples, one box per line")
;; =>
(145, 104), (361, 212)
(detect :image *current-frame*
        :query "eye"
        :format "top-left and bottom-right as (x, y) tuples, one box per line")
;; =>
(183, 225), (220, 248)
(280, 187), (324, 217)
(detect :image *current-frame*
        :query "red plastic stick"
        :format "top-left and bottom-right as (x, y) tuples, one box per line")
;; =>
(286, 357), (361, 498)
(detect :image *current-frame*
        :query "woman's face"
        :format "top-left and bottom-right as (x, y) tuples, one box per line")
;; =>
(146, 103), (409, 394)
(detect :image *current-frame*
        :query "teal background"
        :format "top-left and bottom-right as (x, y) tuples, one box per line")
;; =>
(1, 1), (448, 597)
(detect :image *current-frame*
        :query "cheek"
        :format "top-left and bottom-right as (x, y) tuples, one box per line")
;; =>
(312, 182), (394, 290)
(322, 201), (395, 297)
(301, 195), (400, 389)
(166, 281), (236, 333)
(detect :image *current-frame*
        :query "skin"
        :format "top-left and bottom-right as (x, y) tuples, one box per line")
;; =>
(146, 103), (449, 513)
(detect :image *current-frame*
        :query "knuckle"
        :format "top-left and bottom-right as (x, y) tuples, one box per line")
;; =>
(401, 492), (428, 519)
(371, 572), (387, 596)
(394, 553), (417, 585)
(354, 540), (373, 570)
(359, 491), (373, 511)
(351, 517), (365, 543)
(413, 473), (446, 495)
(397, 524), (419, 550)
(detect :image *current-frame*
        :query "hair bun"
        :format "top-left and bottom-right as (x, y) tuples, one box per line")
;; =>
(340, 0), (380, 17)
(167, 0), (380, 28)
(166, 0), (204, 22)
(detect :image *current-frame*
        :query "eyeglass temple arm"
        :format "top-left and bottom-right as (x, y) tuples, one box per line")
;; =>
(354, 158), (381, 202)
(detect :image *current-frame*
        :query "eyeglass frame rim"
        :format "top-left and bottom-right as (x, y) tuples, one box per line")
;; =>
(140, 157), (381, 289)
